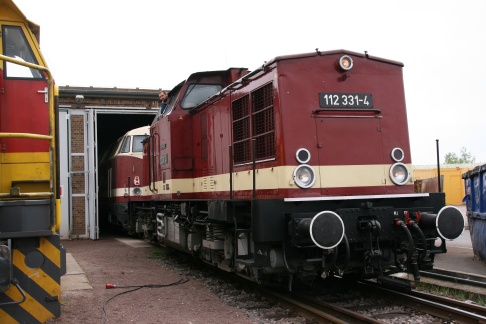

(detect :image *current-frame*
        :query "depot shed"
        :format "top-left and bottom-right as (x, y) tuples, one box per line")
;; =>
(58, 86), (160, 240)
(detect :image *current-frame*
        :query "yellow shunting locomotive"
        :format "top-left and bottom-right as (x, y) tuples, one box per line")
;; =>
(0, 0), (65, 322)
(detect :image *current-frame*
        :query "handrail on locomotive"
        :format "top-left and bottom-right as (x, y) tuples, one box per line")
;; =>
(0, 54), (60, 231)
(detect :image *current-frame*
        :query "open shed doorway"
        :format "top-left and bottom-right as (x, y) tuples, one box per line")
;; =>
(96, 111), (155, 237)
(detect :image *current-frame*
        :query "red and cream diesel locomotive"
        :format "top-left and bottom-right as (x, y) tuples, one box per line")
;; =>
(117, 49), (464, 288)
(99, 126), (149, 232)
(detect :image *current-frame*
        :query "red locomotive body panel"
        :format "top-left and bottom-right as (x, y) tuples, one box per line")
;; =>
(275, 51), (412, 197)
(0, 79), (50, 153)
(111, 155), (145, 201)
(170, 50), (413, 200)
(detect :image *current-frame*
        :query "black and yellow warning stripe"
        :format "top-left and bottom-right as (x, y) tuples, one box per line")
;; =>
(0, 235), (65, 324)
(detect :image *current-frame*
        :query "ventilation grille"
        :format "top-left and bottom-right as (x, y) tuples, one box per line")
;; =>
(232, 83), (275, 164)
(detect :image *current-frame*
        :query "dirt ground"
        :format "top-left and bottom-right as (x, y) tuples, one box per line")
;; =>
(48, 237), (254, 324)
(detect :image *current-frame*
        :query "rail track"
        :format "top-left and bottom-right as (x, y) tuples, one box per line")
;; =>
(420, 268), (486, 290)
(254, 280), (486, 323)
(258, 288), (381, 324)
(235, 269), (486, 323)
(134, 239), (486, 323)
(358, 280), (486, 323)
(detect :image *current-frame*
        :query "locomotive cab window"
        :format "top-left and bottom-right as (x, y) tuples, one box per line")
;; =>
(2, 26), (43, 79)
(119, 136), (131, 153)
(181, 83), (222, 109)
(154, 86), (182, 119)
(132, 135), (147, 152)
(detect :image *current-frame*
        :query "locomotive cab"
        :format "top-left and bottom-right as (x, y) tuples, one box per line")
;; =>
(147, 68), (249, 200)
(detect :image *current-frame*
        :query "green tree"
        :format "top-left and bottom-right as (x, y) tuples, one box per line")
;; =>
(444, 147), (476, 164)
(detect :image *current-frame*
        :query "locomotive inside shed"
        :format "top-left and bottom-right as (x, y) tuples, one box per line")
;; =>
(96, 114), (154, 235)
(58, 86), (159, 239)
(96, 113), (153, 164)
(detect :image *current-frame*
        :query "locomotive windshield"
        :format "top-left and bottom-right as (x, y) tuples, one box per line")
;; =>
(118, 135), (146, 154)
(119, 136), (130, 153)
(181, 83), (222, 109)
(2, 26), (43, 79)
(132, 135), (146, 152)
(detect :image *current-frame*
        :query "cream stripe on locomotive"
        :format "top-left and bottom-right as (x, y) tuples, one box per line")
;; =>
(119, 164), (413, 197)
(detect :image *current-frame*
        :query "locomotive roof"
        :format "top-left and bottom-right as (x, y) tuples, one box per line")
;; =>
(173, 49), (405, 113)
(183, 68), (248, 83)
(1, 0), (41, 43)
(124, 125), (150, 136)
(265, 49), (404, 68)
(186, 69), (228, 78)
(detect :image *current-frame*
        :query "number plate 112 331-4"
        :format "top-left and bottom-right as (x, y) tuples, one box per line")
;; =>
(319, 93), (373, 108)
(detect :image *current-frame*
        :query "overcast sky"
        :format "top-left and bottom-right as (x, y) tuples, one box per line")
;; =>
(13, 0), (486, 165)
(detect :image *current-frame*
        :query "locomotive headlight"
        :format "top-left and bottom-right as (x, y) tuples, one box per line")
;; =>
(132, 187), (142, 196)
(339, 55), (353, 71)
(296, 148), (311, 164)
(389, 163), (410, 185)
(391, 147), (405, 162)
(293, 164), (316, 188)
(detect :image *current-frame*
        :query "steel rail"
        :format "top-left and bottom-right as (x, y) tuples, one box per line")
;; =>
(420, 269), (486, 289)
(358, 280), (486, 323)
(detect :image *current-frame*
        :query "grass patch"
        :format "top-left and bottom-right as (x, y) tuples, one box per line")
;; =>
(416, 282), (486, 306)
(147, 246), (171, 260)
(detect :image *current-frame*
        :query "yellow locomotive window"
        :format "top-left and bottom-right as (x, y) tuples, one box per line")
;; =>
(2, 26), (43, 79)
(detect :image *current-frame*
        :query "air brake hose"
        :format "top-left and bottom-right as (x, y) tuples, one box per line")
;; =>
(410, 221), (428, 262)
(323, 245), (338, 273)
(335, 234), (350, 274)
(397, 220), (420, 282)
(323, 234), (350, 275)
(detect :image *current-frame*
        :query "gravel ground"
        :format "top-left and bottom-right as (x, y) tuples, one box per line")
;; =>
(49, 236), (462, 324)
(48, 237), (306, 324)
